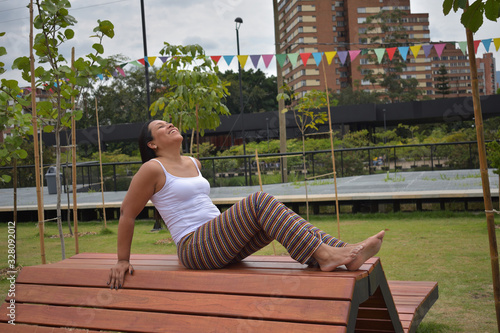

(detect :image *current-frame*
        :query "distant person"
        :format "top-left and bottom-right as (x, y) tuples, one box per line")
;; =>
(107, 120), (385, 289)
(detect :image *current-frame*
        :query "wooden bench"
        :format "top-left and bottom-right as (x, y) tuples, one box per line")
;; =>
(1, 253), (438, 332)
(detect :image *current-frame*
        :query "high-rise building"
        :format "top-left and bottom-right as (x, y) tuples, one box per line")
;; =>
(277, 0), (495, 99)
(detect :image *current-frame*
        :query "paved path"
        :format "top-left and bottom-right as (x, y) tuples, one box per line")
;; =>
(1, 169), (498, 212)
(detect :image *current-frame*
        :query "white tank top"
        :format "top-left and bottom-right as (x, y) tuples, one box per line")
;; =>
(149, 157), (221, 244)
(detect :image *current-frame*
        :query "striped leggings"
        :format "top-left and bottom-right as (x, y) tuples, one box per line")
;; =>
(177, 192), (346, 270)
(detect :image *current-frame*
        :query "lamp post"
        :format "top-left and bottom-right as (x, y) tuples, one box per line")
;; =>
(235, 17), (248, 185)
(140, 0), (151, 119)
(383, 108), (387, 144)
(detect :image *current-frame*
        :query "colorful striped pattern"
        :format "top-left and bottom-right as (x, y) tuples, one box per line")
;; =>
(177, 192), (346, 270)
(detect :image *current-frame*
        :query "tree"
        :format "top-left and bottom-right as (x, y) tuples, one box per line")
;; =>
(0, 33), (32, 182)
(443, 0), (500, 328)
(331, 86), (380, 106)
(150, 43), (230, 156)
(14, 0), (115, 259)
(217, 69), (278, 114)
(361, 9), (422, 103)
(435, 65), (451, 98)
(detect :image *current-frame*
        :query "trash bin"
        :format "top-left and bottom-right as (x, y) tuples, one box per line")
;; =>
(45, 166), (62, 195)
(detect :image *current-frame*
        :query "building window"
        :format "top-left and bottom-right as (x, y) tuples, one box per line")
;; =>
(357, 8), (366, 13)
(358, 17), (367, 24)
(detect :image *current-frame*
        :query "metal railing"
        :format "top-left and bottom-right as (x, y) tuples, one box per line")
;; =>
(0, 141), (487, 191)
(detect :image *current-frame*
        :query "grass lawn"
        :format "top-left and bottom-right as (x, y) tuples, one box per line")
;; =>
(0, 211), (498, 332)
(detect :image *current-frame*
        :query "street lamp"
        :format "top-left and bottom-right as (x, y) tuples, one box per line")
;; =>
(235, 17), (248, 185)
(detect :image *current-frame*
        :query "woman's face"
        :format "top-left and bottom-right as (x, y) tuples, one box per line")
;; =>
(147, 120), (182, 150)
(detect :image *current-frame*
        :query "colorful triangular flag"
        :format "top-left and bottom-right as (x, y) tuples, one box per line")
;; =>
(338, 51), (348, 64)
(237, 55), (249, 68)
(116, 66), (126, 77)
(374, 48), (386, 63)
(312, 52), (323, 66)
(473, 40), (481, 54)
(300, 52), (312, 65)
(458, 41), (468, 55)
(386, 47), (397, 61)
(275, 54), (287, 68)
(410, 45), (422, 58)
(210, 55), (222, 65)
(422, 44), (433, 58)
(223, 55), (234, 66)
(250, 55), (260, 68)
(482, 38), (492, 52)
(348, 50), (361, 62)
(398, 46), (409, 61)
(325, 51), (337, 65)
(262, 54), (274, 68)
(130, 60), (143, 67)
(147, 57), (157, 66)
(434, 43), (446, 57)
(159, 56), (169, 63)
(137, 59), (146, 66)
(494, 38), (500, 51)
(288, 53), (299, 66)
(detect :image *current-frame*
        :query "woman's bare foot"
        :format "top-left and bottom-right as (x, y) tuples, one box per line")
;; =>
(345, 230), (385, 271)
(313, 243), (364, 272)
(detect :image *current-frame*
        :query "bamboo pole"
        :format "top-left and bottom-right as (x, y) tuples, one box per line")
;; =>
(95, 97), (107, 228)
(30, 0), (46, 264)
(465, 18), (500, 330)
(322, 60), (341, 239)
(13, 159), (17, 267)
(71, 48), (79, 253)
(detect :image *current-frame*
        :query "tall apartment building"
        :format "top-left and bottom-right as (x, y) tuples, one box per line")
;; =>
(277, 0), (495, 99)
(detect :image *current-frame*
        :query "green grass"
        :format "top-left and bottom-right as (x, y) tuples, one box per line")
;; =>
(0, 211), (498, 332)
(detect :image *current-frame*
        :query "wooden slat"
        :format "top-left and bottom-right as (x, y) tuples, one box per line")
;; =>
(0, 323), (102, 332)
(11, 284), (351, 325)
(14, 266), (357, 300)
(0, 303), (346, 333)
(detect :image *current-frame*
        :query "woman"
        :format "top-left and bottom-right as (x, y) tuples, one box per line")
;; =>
(108, 120), (385, 289)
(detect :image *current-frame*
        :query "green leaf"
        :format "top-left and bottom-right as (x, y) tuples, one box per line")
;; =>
(16, 149), (28, 159)
(0, 46), (6, 57)
(443, 0), (454, 14)
(92, 43), (104, 54)
(64, 29), (75, 40)
(1, 174), (12, 183)
(485, 0), (500, 20)
(461, 0), (485, 32)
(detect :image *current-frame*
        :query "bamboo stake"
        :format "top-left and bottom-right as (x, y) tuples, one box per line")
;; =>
(30, 0), (46, 264)
(95, 97), (107, 228)
(255, 149), (276, 256)
(322, 60), (341, 239)
(465, 23), (500, 330)
(71, 48), (79, 253)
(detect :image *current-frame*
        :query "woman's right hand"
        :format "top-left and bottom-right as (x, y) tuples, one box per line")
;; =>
(108, 260), (134, 289)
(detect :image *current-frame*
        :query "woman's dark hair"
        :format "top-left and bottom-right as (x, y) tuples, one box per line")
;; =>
(138, 120), (156, 163)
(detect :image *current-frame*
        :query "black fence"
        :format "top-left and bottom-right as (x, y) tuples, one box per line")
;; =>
(0, 141), (487, 192)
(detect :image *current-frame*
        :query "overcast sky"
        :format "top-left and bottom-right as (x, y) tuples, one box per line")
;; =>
(1, 0), (499, 85)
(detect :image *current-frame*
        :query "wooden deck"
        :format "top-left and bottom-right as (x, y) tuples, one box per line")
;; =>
(1, 253), (438, 332)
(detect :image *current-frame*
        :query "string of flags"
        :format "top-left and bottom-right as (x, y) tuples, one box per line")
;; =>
(104, 38), (500, 79)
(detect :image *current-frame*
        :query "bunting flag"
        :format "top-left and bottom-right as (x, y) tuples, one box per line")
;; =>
(312, 52), (323, 66)
(349, 50), (361, 62)
(325, 51), (337, 64)
(237, 55), (248, 68)
(338, 51), (348, 64)
(374, 48), (386, 63)
(495, 38), (500, 51)
(300, 52), (312, 65)
(210, 55), (221, 65)
(422, 44), (433, 58)
(288, 53), (299, 66)
(434, 43), (446, 57)
(386, 47), (397, 61)
(410, 45), (421, 58)
(223, 55), (234, 66)
(250, 55), (261, 68)
(275, 54), (287, 68)
(262, 54), (274, 68)
(474, 40), (482, 54)
(458, 41), (468, 54)
(111, 37), (499, 78)
(482, 38), (492, 52)
(398, 46), (409, 61)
